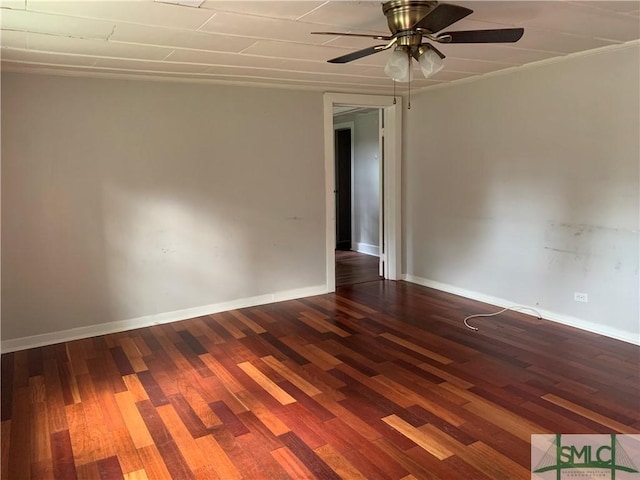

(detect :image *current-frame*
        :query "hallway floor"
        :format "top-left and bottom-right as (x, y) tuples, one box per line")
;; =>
(335, 250), (382, 287)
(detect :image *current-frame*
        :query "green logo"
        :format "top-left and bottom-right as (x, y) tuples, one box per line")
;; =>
(532, 434), (640, 479)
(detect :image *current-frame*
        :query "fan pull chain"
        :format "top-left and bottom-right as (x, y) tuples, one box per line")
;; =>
(407, 51), (411, 110)
(393, 80), (396, 104)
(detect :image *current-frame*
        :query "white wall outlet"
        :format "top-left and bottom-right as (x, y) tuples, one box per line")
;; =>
(574, 292), (589, 303)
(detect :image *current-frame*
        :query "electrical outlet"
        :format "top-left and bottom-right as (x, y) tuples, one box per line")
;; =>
(574, 292), (589, 303)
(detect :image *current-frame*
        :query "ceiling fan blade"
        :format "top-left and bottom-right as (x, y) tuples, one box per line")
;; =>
(327, 45), (387, 64)
(311, 31), (392, 40)
(437, 28), (524, 43)
(412, 3), (473, 33)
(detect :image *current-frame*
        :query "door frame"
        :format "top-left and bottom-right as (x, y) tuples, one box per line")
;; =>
(324, 93), (402, 292)
(333, 121), (355, 251)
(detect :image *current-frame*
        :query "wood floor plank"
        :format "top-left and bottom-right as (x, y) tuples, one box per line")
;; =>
(262, 355), (323, 397)
(229, 309), (267, 335)
(136, 400), (194, 480)
(238, 361), (297, 405)
(279, 431), (341, 480)
(118, 338), (149, 373)
(2, 280), (638, 479)
(43, 359), (71, 434)
(122, 374), (150, 403)
(123, 469), (149, 480)
(379, 333), (454, 365)
(114, 391), (154, 449)
(1, 355), (14, 422)
(440, 382), (551, 441)
(382, 414), (454, 460)
(97, 455), (125, 480)
(233, 389), (290, 437)
(136, 445), (173, 480)
(50, 429), (78, 480)
(270, 446), (315, 479)
(0, 421), (10, 480)
(155, 403), (220, 479)
(31, 404), (54, 478)
(299, 313), (351, 338)
(314, 444), (367, 480)
(194, 435), (242, 480)
(542, 393), (639, 433)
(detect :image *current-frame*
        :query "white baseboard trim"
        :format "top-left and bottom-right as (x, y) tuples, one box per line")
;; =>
(354, 242), (380, 257)
(402, 274), (640, 346)
(0, 284), (328, 353)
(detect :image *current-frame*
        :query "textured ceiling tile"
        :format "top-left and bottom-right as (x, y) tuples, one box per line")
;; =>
(455, 1), (556, 26)
(110, 23), (255, 53)
(298, 1), (389, 33)
(515, 28), (617, 54)
(0, 0), (26, 9)
(200, 1), (325, 21)
(25, 31), (173, 60)
(499, 48), (558, 65)
(276, 58), (381, 77)
(198, 10), (337, 44)
(241, 39), (350, 62)
(570, 1), (640, 14)
(27, 0), (215, 29)
(524, 2), (640, 41)
(165, 48), (286, 68)
(321, 34), (392, 50)
(439, 57), (514, 74)
(1, 8), (115, 39)
(438, 43), (522, 63)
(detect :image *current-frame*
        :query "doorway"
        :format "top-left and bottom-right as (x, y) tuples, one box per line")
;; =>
(323, 93), (402, 293)
(333, 110), (383, 287)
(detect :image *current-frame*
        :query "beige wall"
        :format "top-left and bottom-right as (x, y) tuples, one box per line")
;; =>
(2, 73), (325, 341)
(404, 44), (640, 342)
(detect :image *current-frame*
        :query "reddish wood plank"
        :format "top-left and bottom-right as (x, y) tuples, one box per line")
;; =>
(97, 455), (125, 480)
(209, 400), (250, 437)
(50, 430), (78, 480)
(278, 431), (341, 480)
(135, 400), (194, 480)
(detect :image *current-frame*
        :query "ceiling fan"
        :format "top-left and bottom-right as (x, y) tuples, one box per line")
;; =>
(312, 0), (524, 82)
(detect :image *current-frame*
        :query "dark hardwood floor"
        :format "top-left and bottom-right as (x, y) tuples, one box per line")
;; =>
(1, 281), (639, 479)
(335, 250), (382, 287)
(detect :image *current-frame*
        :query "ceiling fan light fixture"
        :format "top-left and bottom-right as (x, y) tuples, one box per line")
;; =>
(384, 48), (411, 82)
(418, 47), (444, 78)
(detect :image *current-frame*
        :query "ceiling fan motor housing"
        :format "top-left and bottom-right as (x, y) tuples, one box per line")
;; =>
(383, 0), (438, 33)
(382, 0), (438, 49)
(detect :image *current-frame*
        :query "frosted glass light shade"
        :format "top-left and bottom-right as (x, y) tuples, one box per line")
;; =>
(419, 48), (444, 78)
(384, 49), (411, 82)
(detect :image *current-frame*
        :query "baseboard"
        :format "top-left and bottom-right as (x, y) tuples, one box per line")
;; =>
(402, 274), (640, 346)
(0, 284), (328, 353)
(354, 242), (380, 257)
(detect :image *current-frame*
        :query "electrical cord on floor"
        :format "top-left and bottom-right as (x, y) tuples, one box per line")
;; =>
(464, 306), (543, 331)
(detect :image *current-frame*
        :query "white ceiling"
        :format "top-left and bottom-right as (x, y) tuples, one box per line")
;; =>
(1, 1), (639, 94)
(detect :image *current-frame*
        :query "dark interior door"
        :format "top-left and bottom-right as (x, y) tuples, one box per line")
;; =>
(335, 128), (351, 251)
